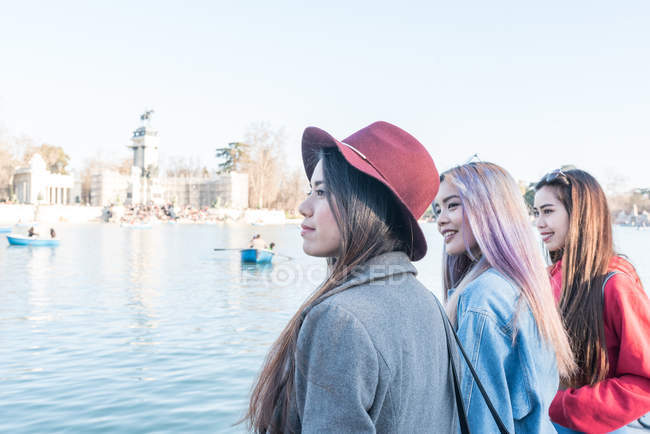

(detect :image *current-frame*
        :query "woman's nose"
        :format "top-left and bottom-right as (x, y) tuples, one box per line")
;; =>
(298, 197), (312, 217)
(436, 213), (448, 231)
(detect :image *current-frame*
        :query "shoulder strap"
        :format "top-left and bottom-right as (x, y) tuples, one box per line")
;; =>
(435, 299), (510, 434)
(601, 271), (618, 298)
(437, 298), (470, 433)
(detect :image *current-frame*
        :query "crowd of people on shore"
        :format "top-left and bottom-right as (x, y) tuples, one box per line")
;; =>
(102, 203), (225, 225)
(616, 210), (650, 228)
(243, 121), (650, 433)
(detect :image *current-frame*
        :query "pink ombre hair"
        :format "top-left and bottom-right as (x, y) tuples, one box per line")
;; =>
(441, 162), (575, 377)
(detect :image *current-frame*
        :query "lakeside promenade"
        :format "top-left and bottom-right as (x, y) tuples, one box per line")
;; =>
(0, 204), (103, 224)
(0, 204), (293, 225)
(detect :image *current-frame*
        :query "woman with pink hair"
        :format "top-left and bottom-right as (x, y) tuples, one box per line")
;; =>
(433, 161), (575, 433)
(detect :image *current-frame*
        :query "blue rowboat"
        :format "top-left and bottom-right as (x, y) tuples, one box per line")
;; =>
(7, 235), (60, 247)
(240, 248), (274, 264)
(0, 227), (12, 233)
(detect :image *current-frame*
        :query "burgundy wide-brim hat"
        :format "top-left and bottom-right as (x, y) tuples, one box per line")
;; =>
(302, 121), (439, 261)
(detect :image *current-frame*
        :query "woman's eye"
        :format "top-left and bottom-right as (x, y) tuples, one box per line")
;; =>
(533, 210), (539, 217)
(543, 209), (553, 215)
(315, 189), (326, 197)
(448, 202), (460, 210)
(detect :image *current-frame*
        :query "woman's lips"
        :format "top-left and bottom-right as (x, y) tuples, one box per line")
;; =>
(540, 232), (553, 242)
(300, 224), (315, 237)
(441, 230), (457, 243)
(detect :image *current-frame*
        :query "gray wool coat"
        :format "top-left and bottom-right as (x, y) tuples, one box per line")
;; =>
(287, 251), (458, 433)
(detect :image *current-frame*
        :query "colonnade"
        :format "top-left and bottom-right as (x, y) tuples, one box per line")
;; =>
(47, 186), (70, 204)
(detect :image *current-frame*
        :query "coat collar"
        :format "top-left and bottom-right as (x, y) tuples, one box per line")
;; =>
(301, 251), (416, 320)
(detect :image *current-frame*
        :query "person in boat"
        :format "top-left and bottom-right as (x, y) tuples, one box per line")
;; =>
(244, 121), (457, 433)
(534, 168), (650, 433)
(28, 226), (38, 237)
(50, 228), (56, 239)
(434, 161), (575, 433)
(267, 242), (275, 251)
(249, 234), (267, 250)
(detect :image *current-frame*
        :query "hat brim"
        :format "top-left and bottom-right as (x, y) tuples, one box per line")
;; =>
(301, 126), (428, 261)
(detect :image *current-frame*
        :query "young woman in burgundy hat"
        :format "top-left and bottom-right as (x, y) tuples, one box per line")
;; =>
(534, 168), (650, 433)
(244, 121), (458, 433)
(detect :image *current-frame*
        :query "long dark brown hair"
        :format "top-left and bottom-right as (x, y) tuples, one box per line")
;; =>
(244, 147), (413, 433)
(535, 169), (613, 387)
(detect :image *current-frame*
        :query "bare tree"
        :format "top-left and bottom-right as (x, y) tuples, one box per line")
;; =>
(166, 155), (204, 178)
(13, 133), (35, 162)
(242, 122), (285, 209)
(79, 157), (105, 204)
(0, 132), (17, 200)
(79, 154), (132, 204)
(114, 157), (132, 175)
(271, 168), (308, 216)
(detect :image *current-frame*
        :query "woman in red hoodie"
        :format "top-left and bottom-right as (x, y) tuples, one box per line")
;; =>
(533, 168), (650, 433)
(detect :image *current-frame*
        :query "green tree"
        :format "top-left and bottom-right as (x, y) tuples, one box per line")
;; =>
(215, 142), (249, 174)
(523, 182), (536, 211)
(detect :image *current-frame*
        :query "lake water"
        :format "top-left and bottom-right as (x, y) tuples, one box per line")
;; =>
(1, 223), (648, 433)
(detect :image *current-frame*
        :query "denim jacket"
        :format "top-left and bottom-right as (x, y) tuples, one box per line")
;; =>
(450, 268), (559, 433)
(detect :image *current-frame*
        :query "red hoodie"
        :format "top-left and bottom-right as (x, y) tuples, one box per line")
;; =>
(549, 256), (650, 432)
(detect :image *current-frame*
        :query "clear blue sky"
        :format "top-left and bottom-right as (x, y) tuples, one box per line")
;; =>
(1, 0), (648, 189)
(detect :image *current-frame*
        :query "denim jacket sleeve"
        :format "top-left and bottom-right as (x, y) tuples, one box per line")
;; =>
(294, 301), (380, 434)
(456, 307), (529, 433)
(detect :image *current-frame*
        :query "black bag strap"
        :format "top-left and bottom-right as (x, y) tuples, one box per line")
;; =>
(437, 298), (470, 433)
(436, 299), (510, 434)
(602, 271), (618, 298)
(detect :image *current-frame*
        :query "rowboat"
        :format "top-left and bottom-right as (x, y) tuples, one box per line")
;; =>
(240, 248), (274, 264)
(7, 234), (60, 247)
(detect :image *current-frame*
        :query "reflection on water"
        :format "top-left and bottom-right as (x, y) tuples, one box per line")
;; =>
(0, 223), (647, 432)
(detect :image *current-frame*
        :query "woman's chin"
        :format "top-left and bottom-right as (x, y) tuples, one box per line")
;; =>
(302, 243), (339, 258)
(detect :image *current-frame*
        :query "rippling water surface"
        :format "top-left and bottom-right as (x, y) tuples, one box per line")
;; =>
(1, 223), (648, 432)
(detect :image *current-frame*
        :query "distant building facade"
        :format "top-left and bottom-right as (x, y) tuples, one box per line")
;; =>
(13, 154), (74, 204)
(90, 169), (130, 206)
(159, 172), (248, 209)
(89, 111), (248, 208)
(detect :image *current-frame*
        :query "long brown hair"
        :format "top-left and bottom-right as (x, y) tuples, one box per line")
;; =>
(244, 147), (412, 433)
(535, 169), (613, 387)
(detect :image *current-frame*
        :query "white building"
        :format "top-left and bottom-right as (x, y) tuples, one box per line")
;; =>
(90, 110), (248, 209)
(13, 154), (74, 204)
(90, 169), (130, 206)
(159, 172), (248, 209)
